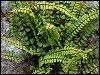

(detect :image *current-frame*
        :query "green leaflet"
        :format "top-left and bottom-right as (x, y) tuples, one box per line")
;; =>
(69, 71), (78, 74)
(30, 39), (34, 44)
(24, 36), (28, 41)
(25, 28), (30, 32)
(22, 31), (26, 36)
(37, 42), (42, 47)
(32, 66), (52, 74)
(43, 43), (49, 48)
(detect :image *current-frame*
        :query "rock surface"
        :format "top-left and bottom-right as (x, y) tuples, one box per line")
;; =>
(1, 58), (30, 74)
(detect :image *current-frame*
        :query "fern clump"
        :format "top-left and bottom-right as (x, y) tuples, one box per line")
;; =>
(1, 1), (99, 74)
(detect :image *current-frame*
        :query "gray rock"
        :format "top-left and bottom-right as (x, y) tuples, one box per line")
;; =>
(1, 17), (10, 36)
(1, 58), (30, 74)
(1, 1), (11, 12)
(88, 1), (99, 8)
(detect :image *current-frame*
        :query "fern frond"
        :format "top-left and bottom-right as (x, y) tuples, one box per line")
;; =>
(69, 1), (88, 18)
(74, 23), (95, 47)
(11, 7), (35, 18)
(1, 52), (26, 61)
(35, 1), (77, 20)
(64, 5), (99, 46)
(39, 54), (67, 67)
(39, 47), (92, 67)
(43, 47), (90, 57)
(1, 37), (31, 54)
(11, 1), (32, 9)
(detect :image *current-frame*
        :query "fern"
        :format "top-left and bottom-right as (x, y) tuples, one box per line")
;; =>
(64, 5), (99, 46)
(1, 1), (99, 74)
(39, 47), (92, 67)
(1, 52), (26, 61)
(35, 1), (78, 20)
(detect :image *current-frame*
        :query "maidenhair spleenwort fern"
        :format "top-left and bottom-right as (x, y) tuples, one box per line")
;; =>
(1, 1), (99, 74)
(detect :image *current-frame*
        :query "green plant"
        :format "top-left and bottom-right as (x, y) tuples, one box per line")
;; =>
(1, 1), (99, 74)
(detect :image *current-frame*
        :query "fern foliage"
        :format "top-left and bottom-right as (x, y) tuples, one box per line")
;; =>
(1, 1), (99, 74)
